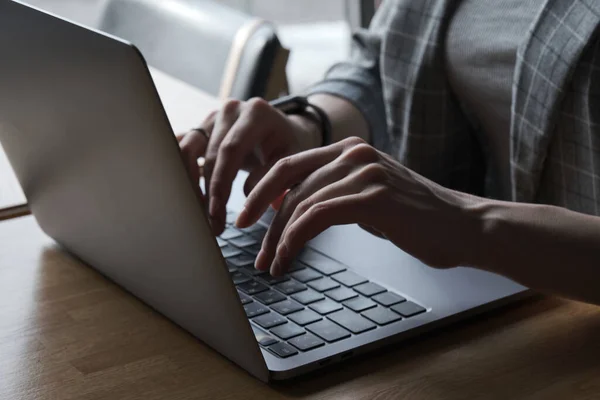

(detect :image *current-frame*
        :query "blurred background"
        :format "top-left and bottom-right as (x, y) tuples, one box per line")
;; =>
(21, 0), (379, 96)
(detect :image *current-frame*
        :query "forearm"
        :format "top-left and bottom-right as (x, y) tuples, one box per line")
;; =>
(470, 200), (600, 304)
(309, 94), (370, 143)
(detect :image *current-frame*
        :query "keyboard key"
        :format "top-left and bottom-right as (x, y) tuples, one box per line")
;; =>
(239, 265), (267, 277)
(254, 290), (286, 305)
(240, 223), (264, 233)
(268, 342), (298, 358)
(226, 263), (238, 273)
(299, 248), (346, 275)
(309, 299), (343, 315)
(354, 282), (386, 297)
(331, 270), (368, 287)
(325, 287), (358, 302)
(362, 306), (402, 325)
(243, 244), (262, 255)
(291, 268), (323, 283)
(307, 278), (340, 292)
(238, 280), (269, 295)
(245, 226), (267, 238)
(292, 289), (325, 305)
(270, 299), (304, 315)
(288, 262), (307, 272)
(231, 271), (251, 285)
(258, 274), (289, 285)
(328, 309), (376, 334)
(229, 235), (259, 248)
(253, 312), (287, 329)
(226, 211), (238, 224)
(238, 291), (252, 305)
(288, 309), (322, 326)
(288, 333), (325, 351)
(343, 296), (377, 312)
(244, 302), (269, 318)
(372, 292), (405, 307)
(275, 280), (307, 295)
(252, 326), (278, 346)
(270, 323), (305, 339)
(306, 320), (351, 342)
(216, 237), (228, 248)
(391, 301), (426, 317)
(221, 244), (243, 258)
(226, 253), (255, 267)
(221, 228), (243, 240)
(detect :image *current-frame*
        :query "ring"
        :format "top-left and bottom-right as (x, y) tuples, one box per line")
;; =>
(192, 127), (210, 140)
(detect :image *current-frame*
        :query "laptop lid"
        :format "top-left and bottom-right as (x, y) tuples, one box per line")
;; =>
(0, 0), (269, 382)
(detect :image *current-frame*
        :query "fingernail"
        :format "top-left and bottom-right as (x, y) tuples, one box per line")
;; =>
(209, 196), (219, 217)
(255, 249), (267, 271)
(270, 260), (281, 277)
(277, 243), (289, 261)
(235, 207), (249, 228)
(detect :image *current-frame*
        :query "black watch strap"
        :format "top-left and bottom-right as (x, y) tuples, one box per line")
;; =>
(269, 95), (332, 146)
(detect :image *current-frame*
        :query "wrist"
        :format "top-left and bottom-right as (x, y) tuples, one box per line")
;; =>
(452, 194), (499, 270)
(461, 198), (510, 273)
(288, 113), (323, 152)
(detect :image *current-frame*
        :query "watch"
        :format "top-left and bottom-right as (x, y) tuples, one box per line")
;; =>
(269, 95), (332, 146)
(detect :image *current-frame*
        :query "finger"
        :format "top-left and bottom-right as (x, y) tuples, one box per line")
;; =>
(254, 160), (354, 271)
(255, 173), (363, 274)
(237, 142), (345, 228)
(204, 100), (241, 233)
(271, 194), (366, 276)
(242, 162), (274, 197)
(203, 110), (218, 132)
(277, 173), (383, 271)
(209, 105), (270, 229)
(179, 129), (209, 194)
(358, 223), (387, 239)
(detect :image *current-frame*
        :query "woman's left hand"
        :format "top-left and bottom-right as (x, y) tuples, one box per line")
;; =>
(236, 137), (483, 276)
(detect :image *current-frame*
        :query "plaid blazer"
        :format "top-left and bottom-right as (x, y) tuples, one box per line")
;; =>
(310, 0), (600, 215)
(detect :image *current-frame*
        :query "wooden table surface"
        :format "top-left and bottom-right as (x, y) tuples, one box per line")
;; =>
(1, 68), (600, 399)
(1, 217), (600, 400)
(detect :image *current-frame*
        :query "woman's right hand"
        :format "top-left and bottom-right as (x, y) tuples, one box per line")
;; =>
(178, 98), (321, 235)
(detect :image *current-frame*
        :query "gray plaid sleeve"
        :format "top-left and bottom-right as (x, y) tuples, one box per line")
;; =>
(306, 6), (390, 151)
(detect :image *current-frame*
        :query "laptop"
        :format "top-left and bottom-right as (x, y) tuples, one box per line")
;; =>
(0, 1), (529, 382)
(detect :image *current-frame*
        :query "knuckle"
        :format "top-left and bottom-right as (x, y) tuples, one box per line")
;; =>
(307, 202), (329, 218)
(342, 136), (366, 148)
(222, 99), (241, 114)
(358, 163), (387, 182)
(246, 97), (270, 115)
(219, 139), (241, 157)
(273, 156), (293, 176)
(342, 143), (379, 164)
(297, 198), (314, 215)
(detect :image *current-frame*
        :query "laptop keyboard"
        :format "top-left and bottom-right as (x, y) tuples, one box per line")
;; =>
(220, 211), (428, 359)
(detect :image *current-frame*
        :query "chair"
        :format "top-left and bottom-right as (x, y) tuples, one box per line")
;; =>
(100, 0), (290, 100)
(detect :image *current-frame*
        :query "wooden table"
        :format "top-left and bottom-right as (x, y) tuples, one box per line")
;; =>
(1, 69), (600, 400)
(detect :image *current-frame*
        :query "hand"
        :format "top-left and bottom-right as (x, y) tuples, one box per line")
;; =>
(236, 137), (481, 275)
(177, 98), (321, 235)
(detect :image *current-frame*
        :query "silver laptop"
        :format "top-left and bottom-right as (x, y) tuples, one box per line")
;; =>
(0, 1), (529, 382)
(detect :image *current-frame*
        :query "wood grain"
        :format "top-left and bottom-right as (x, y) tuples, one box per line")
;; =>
(0, 215), (599, 400)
